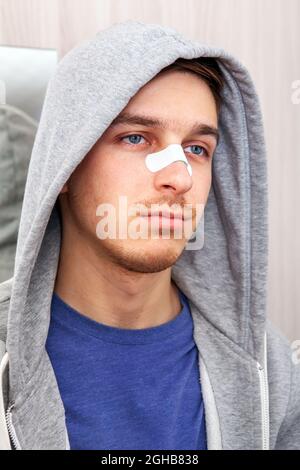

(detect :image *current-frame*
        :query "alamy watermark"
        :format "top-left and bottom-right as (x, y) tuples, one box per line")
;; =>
(291, 339), (300, 365)
(291, 80), (300, 104)
(95, 196), (205, 251)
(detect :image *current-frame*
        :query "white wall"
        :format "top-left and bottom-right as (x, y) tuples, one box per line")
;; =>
(0, 0), (299, 341)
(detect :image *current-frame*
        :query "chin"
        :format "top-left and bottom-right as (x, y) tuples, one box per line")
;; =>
(100, 237), (185, 274)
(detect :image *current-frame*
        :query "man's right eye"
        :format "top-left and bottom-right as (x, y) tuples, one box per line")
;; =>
(120, 134), (147, 145)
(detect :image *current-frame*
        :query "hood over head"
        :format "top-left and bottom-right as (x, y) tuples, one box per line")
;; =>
(6, 19), (268, 405)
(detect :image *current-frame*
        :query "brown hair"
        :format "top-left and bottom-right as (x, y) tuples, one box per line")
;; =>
(156, 57), (225, 115)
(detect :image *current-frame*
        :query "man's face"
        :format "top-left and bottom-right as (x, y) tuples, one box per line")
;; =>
(59, 70), (218, 273)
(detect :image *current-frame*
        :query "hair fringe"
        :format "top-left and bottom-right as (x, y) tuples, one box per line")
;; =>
(156, 57), (225, 114)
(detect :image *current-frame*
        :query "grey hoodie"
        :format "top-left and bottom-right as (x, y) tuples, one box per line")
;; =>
(0, 19), (299, 450)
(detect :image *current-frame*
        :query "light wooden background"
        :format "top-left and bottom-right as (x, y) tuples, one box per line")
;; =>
(0, 0), (299, 342)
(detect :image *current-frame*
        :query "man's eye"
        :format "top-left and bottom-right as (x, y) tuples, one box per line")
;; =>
(184, 145), (209, 158)
(120, 134), (146, 145)
(120, 135), (209, 158)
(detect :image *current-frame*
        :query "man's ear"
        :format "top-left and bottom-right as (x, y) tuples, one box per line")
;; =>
(60, 182), (68, 194)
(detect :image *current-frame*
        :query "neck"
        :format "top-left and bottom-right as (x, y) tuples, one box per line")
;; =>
(54, 233), (182, 329)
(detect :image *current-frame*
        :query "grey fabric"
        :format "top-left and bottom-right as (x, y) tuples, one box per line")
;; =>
(0, 106), (37, 282)
(0, 19), (299, 449)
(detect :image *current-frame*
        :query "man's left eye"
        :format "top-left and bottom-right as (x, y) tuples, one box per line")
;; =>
(185, 145), (209, 157)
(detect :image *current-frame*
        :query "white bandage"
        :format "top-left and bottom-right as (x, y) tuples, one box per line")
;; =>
(145, 143), (192, 176)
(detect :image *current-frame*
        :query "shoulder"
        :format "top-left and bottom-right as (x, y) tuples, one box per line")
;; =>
(266, 318), (292, 366)
(0, 277), (13, 346)
(0, 277), (13, 303)
(265, 318), (300, 449)
(266, 318), (300, 388)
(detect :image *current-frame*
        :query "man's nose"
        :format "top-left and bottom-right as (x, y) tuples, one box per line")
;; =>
(152, 159), (193, 195)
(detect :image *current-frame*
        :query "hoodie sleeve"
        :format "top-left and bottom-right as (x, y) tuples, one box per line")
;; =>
(266, 318), (300, 450)
(274, 355), (300, 449)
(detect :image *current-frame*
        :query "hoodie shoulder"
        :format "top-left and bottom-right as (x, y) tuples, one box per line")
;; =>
(0, 277), (13, 346)
(266, 318), (300, 449)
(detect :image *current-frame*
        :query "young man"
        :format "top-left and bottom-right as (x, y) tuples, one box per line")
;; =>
(0, 20), (299, 450)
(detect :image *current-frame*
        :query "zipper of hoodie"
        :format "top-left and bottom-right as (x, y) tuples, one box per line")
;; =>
(255, 332), (269, 450)
(6, 402), (69, 450)
(5, 403), (22, 450)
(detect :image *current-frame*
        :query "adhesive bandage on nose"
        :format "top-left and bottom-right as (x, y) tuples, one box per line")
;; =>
(145, 143), (192, 176)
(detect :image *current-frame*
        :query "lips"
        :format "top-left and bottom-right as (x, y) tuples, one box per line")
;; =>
(148, 211), (183, 220)
(145, 210), (184, 220)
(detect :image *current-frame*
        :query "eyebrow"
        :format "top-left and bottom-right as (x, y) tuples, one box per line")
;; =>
(109, 112), (220, 145)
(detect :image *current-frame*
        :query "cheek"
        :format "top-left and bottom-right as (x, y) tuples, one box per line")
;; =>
(97, 150), (150, 198)
(81, 153), (147, 216)
(192, 166), (212, 202)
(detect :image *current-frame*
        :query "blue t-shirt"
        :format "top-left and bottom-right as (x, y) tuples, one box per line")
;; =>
(45, 288), (207, 450)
